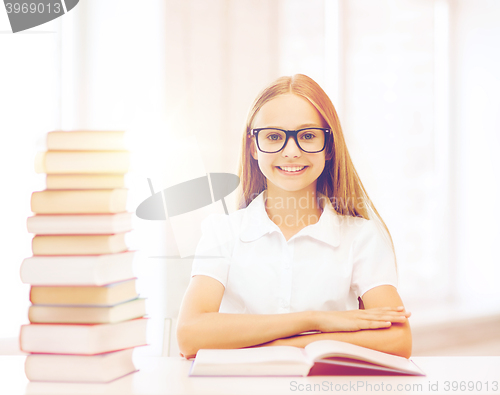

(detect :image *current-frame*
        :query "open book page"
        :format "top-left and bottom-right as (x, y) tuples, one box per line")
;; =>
(190, 346), (313, 376)
(314, 357), (422, 375)
(195, 346), (308, 365)
(304, 340), (424, 375)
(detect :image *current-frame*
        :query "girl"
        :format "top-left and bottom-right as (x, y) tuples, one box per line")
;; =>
(177, 74), (411, 359)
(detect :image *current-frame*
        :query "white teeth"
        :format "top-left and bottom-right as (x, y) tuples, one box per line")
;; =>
(279, 166), (305, 172)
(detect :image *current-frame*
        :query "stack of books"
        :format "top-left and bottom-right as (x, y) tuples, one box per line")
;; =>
(20, 131), (147, 383)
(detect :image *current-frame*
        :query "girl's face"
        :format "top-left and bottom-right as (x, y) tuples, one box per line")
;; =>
(251, 93), (327, 195)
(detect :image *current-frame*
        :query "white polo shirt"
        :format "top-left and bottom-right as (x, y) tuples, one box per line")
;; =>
(191, 191), (398, 314)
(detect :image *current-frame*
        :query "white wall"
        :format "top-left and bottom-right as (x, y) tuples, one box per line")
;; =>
(1, 0), (500, 348)
(341, 0), (449, 305)
(0, 14), (59, 338)
(453, 0), (500, 308)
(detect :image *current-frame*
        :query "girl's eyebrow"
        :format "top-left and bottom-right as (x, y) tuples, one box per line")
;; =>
(260, 123), (322, 129)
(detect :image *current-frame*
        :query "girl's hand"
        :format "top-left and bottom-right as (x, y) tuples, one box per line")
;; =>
(314, 306), (411, 333)
(246, 338), (286, 348)
(179, 352), (196, 360)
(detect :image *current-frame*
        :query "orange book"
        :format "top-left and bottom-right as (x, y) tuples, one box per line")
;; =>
(46, 174), (126, 189)
(28, 298), (146, 324)
(46, 131), (126, 151)
(32, 233), (128, 255)
(30, 279), (138, 306)
(35, 151), (130, 174)
(31, 189), (128, 214)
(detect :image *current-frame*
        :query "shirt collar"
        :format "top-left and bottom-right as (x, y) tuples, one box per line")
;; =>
(240, 191), (279, 242)
(240, 191), (341, 247)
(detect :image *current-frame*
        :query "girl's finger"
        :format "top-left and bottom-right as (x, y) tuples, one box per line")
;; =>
(380, 311), (411, 317)
(363, 321), (392, 329)
(375, 306), (405, 311)
(361, 310), (410, 318)
(362, 314), (408, 322)
(373, 310), (411, 317)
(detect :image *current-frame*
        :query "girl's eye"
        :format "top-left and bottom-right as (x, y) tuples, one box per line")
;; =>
(301, 133), (315, 140)
(267, 133), (282, 141)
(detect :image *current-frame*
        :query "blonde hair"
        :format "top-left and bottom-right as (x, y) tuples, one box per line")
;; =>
(237, 74), (397, 267)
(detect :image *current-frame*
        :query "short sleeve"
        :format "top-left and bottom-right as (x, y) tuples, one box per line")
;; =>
(190, 214), (234, 288)
(350, 219), (398, 299)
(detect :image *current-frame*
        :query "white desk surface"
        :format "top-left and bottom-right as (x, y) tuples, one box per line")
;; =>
(1, 355), (499, 395)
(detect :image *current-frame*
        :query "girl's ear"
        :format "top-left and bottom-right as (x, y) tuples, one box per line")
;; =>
(250, 140), (258, 160)
(325, 140), (334, 161)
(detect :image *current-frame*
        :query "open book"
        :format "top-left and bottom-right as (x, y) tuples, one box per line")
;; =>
(189, 340), (425, 377)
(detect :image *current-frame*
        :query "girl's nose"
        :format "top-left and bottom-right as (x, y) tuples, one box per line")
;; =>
(282, 138), (301, 158)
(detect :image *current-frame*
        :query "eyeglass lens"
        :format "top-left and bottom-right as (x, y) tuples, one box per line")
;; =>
(257, 129), (326, 153)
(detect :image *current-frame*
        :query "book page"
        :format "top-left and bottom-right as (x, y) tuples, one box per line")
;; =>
(195, 346), (308, 365)
(317, 357), (414, 374)
(304, 340), (421, 374)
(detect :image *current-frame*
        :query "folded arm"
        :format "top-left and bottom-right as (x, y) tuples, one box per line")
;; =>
(257, 285), (412, 358)
(176, 275), (317, 358)
(177, 278), (410, 358)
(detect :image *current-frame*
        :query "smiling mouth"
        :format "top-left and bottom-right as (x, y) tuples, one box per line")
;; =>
(277, 166), (307, 173)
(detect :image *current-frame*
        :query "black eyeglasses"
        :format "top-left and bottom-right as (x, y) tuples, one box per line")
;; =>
(249, 127), (331, 153)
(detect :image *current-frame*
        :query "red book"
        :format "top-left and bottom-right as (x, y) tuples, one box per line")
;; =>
(25, 348), (137, 383)
(20, 318), (147, 355)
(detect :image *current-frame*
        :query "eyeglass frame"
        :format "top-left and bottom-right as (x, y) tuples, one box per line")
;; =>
(249, 127), (331, 153)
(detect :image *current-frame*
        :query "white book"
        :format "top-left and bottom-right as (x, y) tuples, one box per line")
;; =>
(27, 212), (132, 234)
(20, 318), (148, 354)
(190, 340), (425, 377)
(20, 251), (135, 285)
(25, 348), (136, 383)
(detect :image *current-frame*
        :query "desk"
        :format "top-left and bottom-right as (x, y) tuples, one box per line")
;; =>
(1, 356), (499, 395)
